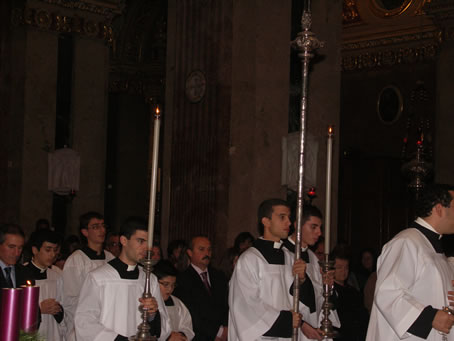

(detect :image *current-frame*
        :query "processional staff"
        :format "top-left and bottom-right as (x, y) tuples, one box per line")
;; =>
(290, 0), (329, 339)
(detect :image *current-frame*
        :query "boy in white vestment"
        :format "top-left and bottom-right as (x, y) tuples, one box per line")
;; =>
(62, 211), (115, 340)
(26, 229), (66, 340)
(229, 198), (304, 341)
(153, 259), (195, 341)
(75, 216), (170, 340)
(283, 204), (339, 341)
(366, 184), (454, 341)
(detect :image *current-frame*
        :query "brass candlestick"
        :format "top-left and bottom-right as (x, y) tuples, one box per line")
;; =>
(318, 254), (338, 339)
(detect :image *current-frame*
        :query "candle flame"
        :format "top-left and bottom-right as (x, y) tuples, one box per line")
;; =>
(156, 106), (160, 114)
(26, 280), (32, 286)
(328, 126), (333, 134)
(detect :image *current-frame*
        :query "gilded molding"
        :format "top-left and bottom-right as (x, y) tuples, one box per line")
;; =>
(12, 7), (113, 43)
(342, 44), (438, 71)
(343, 0), (361, 24)
(38, 0), (123, 20)
(343, 30), (440, 51)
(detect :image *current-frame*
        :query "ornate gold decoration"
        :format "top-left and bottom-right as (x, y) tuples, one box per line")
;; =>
(343, 30), (440, 51)
(37, 0), (123, 19)
(343, 0), (362, 24)
(342, 44), (437, 71)
(12, 7), (113, 44)
(369, 0), (413, 18)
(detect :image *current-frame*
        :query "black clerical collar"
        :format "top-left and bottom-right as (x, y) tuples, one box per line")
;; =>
(411, 221), (444, 254)
(165, 297), (175, 306)
(253, 238), (285, 265)
(108, 258), (139, 279)
(25, 261), (47, 280)
(282, 238), (310, 263)
(81, 246), (106, 260)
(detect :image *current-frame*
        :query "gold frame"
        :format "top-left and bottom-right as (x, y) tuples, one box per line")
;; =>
(369, 0), (413, 18)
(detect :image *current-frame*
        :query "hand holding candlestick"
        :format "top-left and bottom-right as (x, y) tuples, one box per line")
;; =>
(131, 104), (162, 341)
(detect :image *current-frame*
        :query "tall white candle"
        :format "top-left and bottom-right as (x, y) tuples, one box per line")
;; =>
(148, 106), (161, 249)
(325, 126), (333, 253)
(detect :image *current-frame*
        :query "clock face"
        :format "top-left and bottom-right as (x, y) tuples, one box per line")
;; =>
(185, 70), (206, 103)
(370, 0), (413, 17)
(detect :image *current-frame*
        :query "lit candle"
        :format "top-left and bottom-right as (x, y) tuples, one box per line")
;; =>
(147, 105), (161, 249)
(20, 281), (40, 332)
(325, 126), (334, 253)
(0, 288), (22, 341)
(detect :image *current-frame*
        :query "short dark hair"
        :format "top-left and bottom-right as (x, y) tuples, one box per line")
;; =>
(30, 229), (60, 250)
(167, 239), (187, 258)
(257, 198), (290, 235)
(234, 232), (254, 251)
(120, 217), (148, 239)
(153, 259), (178, 279)
(290, 204), (323, 235)
(188, 235), (210, 251)
(329, 243), (351, 262)
(79, 211), (103, 231)
(0, 224), (25, 244)
(415, 184), (454, 218)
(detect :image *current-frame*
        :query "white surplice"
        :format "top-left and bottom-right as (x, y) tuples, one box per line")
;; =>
(166, 295), (195, 340)
(62, 248), (114, 340)
(75, 261), (171, 341)
(283, 239), (340, 341)
(366, 219), (454, 341)
(34, 265), (66, 341)
(228, 240), (293, 341)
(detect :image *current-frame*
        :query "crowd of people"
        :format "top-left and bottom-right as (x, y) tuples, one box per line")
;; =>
(1, 183), (454, 340)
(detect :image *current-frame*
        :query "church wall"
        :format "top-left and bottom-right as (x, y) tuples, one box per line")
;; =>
(434, 39), (454, 185)
(19, 29), (58, 233)
(70, 36), (109, 235)
(228, 0), (292, 245)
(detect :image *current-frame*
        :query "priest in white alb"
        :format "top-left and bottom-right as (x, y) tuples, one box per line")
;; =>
(366, 184), (454, 341)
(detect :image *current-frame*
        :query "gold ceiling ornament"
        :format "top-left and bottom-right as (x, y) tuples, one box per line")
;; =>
(37, 0), (123, 20)
(11, 6), (113, 44)
(369, 0), (414, 18)
(342, 43), (438, 71)
(343, 0), (362, 24)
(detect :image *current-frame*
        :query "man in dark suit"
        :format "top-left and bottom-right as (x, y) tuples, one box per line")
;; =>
(174, 236), (229, 341)
(0, 223), (29, 288)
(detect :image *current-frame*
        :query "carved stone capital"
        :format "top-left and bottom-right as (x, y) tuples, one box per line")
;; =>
(37, 0), (124, 21)
(12, 6), (113, 44)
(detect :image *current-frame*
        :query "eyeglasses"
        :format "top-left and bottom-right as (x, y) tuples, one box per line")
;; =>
(88, 223), (107, 230)
(159, 281), (177, 289)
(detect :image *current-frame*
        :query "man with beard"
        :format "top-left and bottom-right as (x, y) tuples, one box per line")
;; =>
(62, 212), (115, 340)
(173, 236), (229, 341)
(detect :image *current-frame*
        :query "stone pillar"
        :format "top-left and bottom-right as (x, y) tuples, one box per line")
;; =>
(70, 37), (109, 234)
(19, 30), (58, 232)
(227, 0), (292, 245)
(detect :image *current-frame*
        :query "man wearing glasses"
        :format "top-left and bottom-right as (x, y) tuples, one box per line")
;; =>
(75, 217), (170, 340)
(62, 211), (115, 341)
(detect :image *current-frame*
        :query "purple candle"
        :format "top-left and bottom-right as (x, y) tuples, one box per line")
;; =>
(20, 282), (40, 332)
(0, 288), (23, 341)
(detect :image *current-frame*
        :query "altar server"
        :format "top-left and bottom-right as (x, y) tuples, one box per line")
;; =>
(75, 217), (170, 340)
(154, 259), (194, 340)
(62, 211), (114, 340)
(283, 204), (340, 341)
(229, 198), (303, 341)
(26, 229), (65, 340)
(366, 184), (454, 341)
